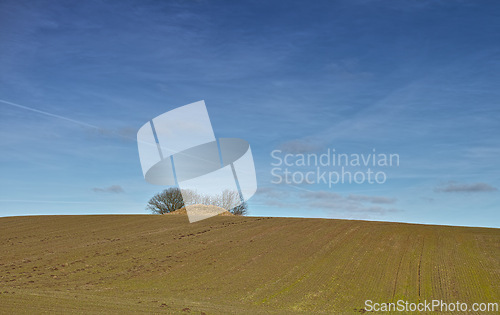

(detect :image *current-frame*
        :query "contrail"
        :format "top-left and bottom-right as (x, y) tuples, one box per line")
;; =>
(0, 99), (224, 166)
(0, 99), (101, 130)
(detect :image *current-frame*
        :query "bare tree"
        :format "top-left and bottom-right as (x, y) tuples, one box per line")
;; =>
(147, 188), (249, 215)
(181, 189), (247, 214)
(179, 189), (203, 206)
(216, 189), (242, 211)
(146, 187), (185, 214)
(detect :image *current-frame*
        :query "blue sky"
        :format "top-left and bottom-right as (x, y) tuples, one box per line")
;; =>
(1, 0), (499, 227)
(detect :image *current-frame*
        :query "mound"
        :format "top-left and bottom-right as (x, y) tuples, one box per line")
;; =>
(163, 204), (234, 216)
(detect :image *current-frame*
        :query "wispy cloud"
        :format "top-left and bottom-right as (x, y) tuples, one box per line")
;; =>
(255, 186), (291, 199)
(300, 191), (398, 214)
(346, 194), (396, 204)
(255, 187), (399, 214)
(435, 182), (497, 193)
(92, 185), (125, 194)
(324, 58), (373, 80)
(277, 139), (322, 154)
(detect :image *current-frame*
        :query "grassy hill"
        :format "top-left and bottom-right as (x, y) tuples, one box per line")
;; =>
(0, 215), (498, 314)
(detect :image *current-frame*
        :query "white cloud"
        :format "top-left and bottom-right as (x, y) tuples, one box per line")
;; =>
(435, 182), (497, 193)
(92, 185), (125, 193)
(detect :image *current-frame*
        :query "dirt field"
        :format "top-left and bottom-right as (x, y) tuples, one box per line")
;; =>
(0, 215), (498, 314)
